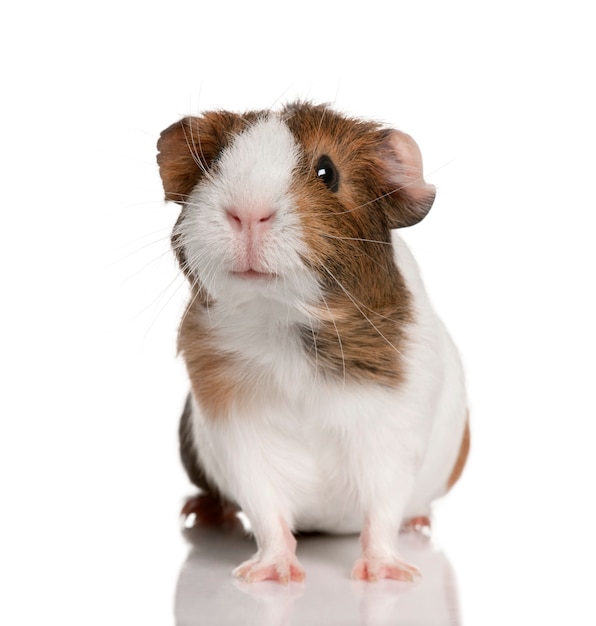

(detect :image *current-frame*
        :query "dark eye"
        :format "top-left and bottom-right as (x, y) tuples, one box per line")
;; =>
(316, 155), (339, 192)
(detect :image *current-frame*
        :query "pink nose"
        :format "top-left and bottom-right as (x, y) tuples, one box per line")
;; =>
(226, 207), (276, 234)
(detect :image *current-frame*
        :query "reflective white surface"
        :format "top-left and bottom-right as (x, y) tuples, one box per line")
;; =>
(176, 521), (462, 626)
(2, 1), (596, 625)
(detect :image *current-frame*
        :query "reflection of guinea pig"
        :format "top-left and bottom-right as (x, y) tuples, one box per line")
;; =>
(157, 101), (470, 584)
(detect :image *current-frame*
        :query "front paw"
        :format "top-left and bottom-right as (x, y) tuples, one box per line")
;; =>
(351, 556), (421, 582)
(233, 553), (306, 585)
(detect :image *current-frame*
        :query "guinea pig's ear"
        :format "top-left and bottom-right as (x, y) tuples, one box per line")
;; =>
(157, 117), (204, 204)
(378, 130), (436, 228)
(157, 113), (238, 204)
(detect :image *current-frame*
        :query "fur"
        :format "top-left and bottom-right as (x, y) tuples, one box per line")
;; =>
(157, 102), (469, 582)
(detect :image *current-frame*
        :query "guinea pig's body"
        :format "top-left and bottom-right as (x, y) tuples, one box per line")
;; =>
(158, 102), (469, 583)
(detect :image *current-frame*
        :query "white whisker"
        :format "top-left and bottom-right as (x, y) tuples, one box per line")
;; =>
(113, 231), (173, 270)
(138, 271), (188, 346)
(321, 233), (393, 247)
(315, 255), (404, 358)
(319, 289), (346, 388)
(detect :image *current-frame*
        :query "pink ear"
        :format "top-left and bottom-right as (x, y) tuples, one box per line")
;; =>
(380, 130), (436, 227)
(386, 130), (435, 200)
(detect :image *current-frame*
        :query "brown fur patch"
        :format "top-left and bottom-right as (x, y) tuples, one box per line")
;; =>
(299, 291), (412, 387)
(447, 414), (470, 491)
(177, 302), (280, 418)
(282, 104), (419, 386)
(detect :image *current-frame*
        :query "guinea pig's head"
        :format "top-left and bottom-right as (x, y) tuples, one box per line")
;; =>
(157, 102), (435, 307)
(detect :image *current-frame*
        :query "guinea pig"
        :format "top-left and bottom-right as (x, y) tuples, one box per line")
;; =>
(157, 101), (469, 584)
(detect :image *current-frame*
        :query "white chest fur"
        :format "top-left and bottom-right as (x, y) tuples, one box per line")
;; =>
(186, 233), (467, 534)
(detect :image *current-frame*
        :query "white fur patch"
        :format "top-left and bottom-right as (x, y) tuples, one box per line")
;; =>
(174, 115), (319, 307)
(187, 233), (467, 542)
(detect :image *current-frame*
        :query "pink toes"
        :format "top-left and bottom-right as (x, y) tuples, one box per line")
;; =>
(352, 557), (421, 583)
(233, 555), (305, 585)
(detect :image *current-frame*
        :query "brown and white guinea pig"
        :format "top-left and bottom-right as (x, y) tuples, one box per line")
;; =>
(157, 101), (469, 584)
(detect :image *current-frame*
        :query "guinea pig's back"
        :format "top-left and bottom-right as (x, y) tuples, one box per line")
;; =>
(391, 232), (468, 514)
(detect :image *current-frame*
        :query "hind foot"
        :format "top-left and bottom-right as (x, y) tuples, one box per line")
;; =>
(181, 492), (240, 527)
(401, 515), (432, 533)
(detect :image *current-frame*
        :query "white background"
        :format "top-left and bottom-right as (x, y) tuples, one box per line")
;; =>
(1, 1), (595, 624)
